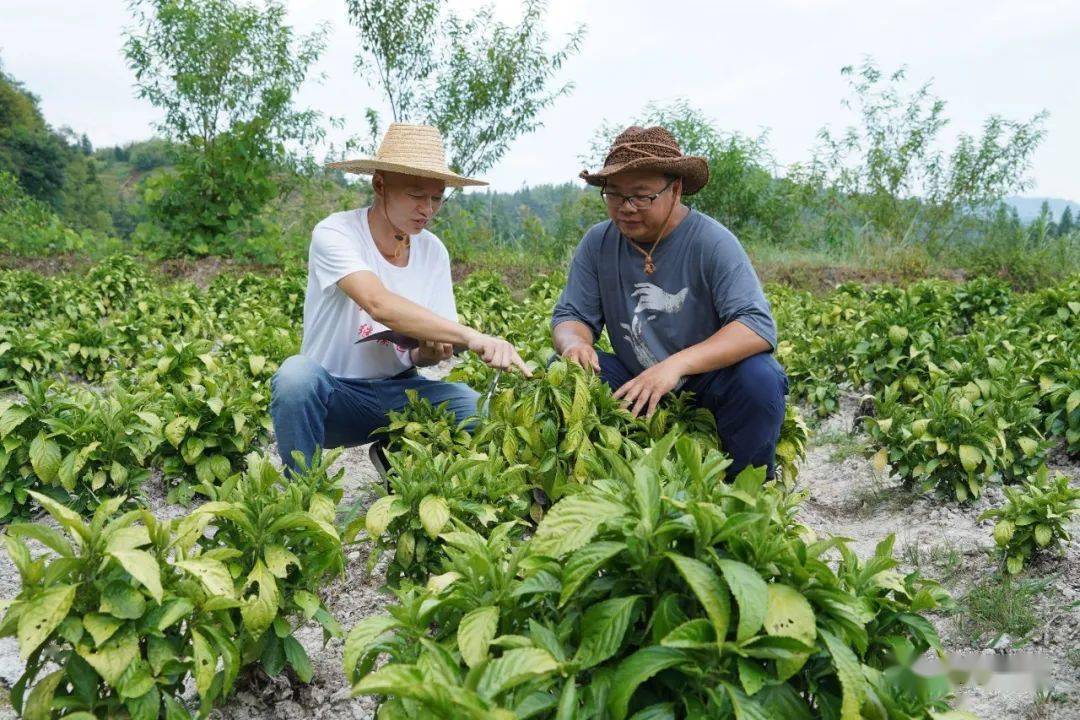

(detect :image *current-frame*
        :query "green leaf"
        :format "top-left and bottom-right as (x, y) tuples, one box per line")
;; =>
(1066, 389), (1080, 415)
(666, 553), (730, 648)
(606, 646), (687, 720)
(23, 668), (64, 720)
(1034, 524), (1052, 547)
(0, 406), (30, 438)
(717, 559), (768, 642)
(418, 495), (451, 538)
(351, 664), (425, 698)
(660, 618), (715, 649)
(83, 612), (123, 646)
(109, 549), (163, 603)
(29, 433), (61, 484)
(458, 605), (499, 668)
(573, 596), (639, 670)
(176, 558), (236, 598)
(364, 495), (409, 537)
(343, 615), (400, 680)
(477, 647), (559, 700)
(28, 491), (90, 545)
(532, 493), (627, 558)
(101, 581), (146, 620)
(723, 681), (773, 720)
(284, 635), (313, 683)
(7, 522), (73, 557)
(820, 628), (866, 720)
(559, 541), (626, 607)
(18, 585), (76, 660)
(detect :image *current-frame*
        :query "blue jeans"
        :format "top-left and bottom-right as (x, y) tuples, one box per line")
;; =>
(269, 354), (479, 475)
(597, 351), (789, 479)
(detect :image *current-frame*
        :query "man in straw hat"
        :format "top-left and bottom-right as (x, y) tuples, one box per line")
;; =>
(271, 123), (530, 476)
(552, 125), (788, 478)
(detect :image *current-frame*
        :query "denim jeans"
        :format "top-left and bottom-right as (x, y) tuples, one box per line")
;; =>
(596, 350), (789, 479)
(269, 354), (479, 475)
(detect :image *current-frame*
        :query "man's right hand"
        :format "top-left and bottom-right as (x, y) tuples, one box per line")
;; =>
(468, 333), (532, 376)
(561, 342), (600, 373)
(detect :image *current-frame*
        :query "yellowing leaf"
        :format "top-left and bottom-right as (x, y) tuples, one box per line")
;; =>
(871, 448), (888, 475)
(418, 495), (450, 538)
(457, 605), (498, 668)
(77, 627), (139, 685)
(240, 561), (280, 638)
(264, 545), (301, 578)
(364, 495), (409, 537)
(176, 558), (235, 598)
(958, 445), (982, 473)
(109, 549), (163, 603)
(18, 585), (76, 660)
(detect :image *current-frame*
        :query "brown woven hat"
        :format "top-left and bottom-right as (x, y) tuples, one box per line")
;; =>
(326, 123), (487, 187)
(580, 125), (709, 196)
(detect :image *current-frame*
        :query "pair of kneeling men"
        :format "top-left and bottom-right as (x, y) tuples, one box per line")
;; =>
(271, 123), (788, 479)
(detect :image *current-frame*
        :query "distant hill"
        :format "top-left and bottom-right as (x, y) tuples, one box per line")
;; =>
(1004, 196), (1080, 222)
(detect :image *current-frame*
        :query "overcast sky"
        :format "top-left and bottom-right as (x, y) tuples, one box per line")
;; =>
(3, 0), (1078, 200)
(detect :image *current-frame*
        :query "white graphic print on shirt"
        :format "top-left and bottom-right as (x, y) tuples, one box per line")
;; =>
(619, 281), (690, 379)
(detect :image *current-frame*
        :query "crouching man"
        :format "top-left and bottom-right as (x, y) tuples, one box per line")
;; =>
(272, 123), (529, 475)
(552, 125), (788, 478)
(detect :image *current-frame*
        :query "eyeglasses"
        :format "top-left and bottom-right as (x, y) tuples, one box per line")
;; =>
(600, 178), (676, 210)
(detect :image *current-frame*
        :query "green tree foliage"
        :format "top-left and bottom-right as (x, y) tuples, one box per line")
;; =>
(124, 0), (327, 255)
(345, 0), (584, 178)
(806, 59), (1047, 248)
(1055, 206), (1074, 237)
(0, 62), (115, 234)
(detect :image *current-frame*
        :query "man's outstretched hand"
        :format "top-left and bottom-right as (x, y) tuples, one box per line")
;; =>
(468, 333), (532, 376)
(614, 358), (683, 418)
(561, 342), (600, 373)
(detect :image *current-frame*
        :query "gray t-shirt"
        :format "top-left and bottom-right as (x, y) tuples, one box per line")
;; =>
(551, 209), (776, 378)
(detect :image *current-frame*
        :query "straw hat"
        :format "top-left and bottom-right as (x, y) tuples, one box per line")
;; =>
(326, 123), (487, 187)
(580, 125), (709, 196)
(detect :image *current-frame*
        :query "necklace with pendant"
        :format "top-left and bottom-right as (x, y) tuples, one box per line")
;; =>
(379, 203), (410, 262)
(625, 200), (679, 276)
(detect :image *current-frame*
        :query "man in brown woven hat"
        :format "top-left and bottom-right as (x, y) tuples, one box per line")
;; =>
(271, 123), (530, 477)
(552, 125), (788, 478)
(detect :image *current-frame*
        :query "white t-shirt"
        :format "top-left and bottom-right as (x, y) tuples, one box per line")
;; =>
(300, 207), (457, 379)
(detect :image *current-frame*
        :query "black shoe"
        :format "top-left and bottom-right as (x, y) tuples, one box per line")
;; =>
(368, 440), (390, 490)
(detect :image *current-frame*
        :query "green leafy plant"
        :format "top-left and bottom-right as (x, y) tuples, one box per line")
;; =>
(343, 436), (957, 719)
(354, 443), (530, 586)
(979, 466), (1080, 574)
(187, 449), (346, 682)
(0, 492), (227, 718)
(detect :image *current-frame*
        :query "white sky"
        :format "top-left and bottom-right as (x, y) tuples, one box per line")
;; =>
(2, 0), (1078, 199)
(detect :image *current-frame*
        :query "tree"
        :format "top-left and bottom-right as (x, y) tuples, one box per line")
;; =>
(345, 0), (584, 180)
(124, 0), (326, 253)
(1057, 206), (1074, 237)
(810, 59), (1046, 247)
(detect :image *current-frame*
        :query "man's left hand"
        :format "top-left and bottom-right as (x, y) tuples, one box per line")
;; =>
(614, 358), (684, 418)
(413, 340), (454, 366)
